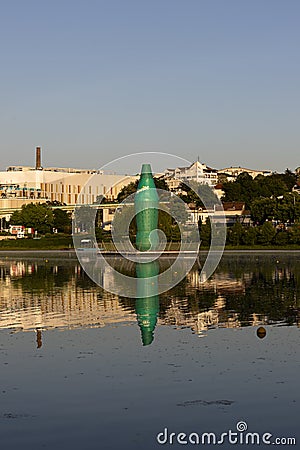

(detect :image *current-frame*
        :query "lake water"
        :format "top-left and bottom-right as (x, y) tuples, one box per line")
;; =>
(0, 251), (299, 449)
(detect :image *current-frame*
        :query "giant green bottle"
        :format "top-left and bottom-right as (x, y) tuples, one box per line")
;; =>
(135, 163), (159, 251)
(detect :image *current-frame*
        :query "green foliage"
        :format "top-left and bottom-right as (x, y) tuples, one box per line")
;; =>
(10, 202), (54, 234)
(179, 181), (218, 208)
(222, 170), (297, 211)
(274, 230), (290, 246)
(53, 209), (71, 233)
(275, 194), (300, 223)
(153, 177), (170, 192)
(258, 222), (276, 245)
(0, 234), (72, 250)
(95, 227), (112, 242)
(46, 200), (66, 207)
(227, 222), (244, 246)
(117, 180), (138, 203)
(199, 219), (211, 246)
(251, 198), (276, 225)
(251, 194), (300, 225)
(158, 210), (173, 241)
(241, 226), (258, 246)
(223, 222), (300, 248)
(169, 195), (189, 224)
(289, 225), (300, 244)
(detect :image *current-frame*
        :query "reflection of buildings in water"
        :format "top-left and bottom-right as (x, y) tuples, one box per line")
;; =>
(0, 285), (136, 331)
(194, 309), (240, 334)
(0, 261), (136, 332)
(187, 269), (248, 295)
(251, 313), (269, 327)
(0, 259), (299, 336)
(161, 295), (241, 335)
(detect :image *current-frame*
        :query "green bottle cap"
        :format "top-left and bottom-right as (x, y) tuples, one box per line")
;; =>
(141, 163), (152, 175)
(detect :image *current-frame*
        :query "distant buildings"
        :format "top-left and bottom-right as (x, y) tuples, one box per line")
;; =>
(164, 160), (218, 189)
(218, 166), (272, 182)
(0, 146), (297, 230)
(0, 147), (137, 218)
(187, 201), (249, 226)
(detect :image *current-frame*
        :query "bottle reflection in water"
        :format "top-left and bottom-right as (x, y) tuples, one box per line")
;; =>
(135, 261), (160, 346)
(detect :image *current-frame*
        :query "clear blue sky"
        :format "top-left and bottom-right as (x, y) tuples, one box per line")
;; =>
(0, 0), (299, 173)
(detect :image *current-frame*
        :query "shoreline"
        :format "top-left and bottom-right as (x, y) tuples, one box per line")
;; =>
(1, 248), (300, 255)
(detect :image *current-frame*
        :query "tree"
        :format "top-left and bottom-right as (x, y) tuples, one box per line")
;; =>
(95, 227), (111, 242)
(169, 195), (189, 224)
(290, 225), (300, 245)
(242, 226), (258, 246)
(282, 169), (297, 191)
(179, 181), (218, 208)
(222, 170), (296, 210)
(199, 219), (211, 247)
(227, 222), (244, 246)
(258, 222), (276, 245)
(257, 174), (288, 198)
(274, 194), (300, 224)
(46, 200), (66, 207)
(10, 203), (54, 234)
(250, 198), (276, 225)
(53, 209), (72, 233)
(274, 230), (290, 246)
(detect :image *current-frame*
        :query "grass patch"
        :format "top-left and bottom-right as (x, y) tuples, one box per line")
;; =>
(0, 236), (299, 251)
(0, 235), (73, 250)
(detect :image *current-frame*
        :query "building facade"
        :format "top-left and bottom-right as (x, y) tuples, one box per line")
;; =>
(218, 166), (272, 182)
(0, 148), (137, 221)
(164, 161), (218, 189)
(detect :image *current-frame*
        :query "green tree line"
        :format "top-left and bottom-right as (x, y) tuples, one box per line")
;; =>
(10, 202), (71, 234)
(222, 171), (300, 224)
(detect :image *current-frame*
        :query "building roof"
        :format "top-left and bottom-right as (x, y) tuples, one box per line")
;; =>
(222, 201), (245, 211)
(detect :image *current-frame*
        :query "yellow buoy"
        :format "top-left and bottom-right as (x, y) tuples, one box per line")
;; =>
(257, 326), (266, 339)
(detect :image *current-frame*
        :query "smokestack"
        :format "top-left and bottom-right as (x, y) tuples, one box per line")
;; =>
(35, 146), (42, 170)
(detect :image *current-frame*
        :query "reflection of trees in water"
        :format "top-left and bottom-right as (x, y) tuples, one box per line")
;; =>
(2, 254), (300, 328)
(160, 283), (217, 318)
(196, 255), (300, 326)
(119, 255), (300, 327)
(8, 260), (99, 294)
(222, 269), (299, 326)
(74, 265), (100, 291)
(11, 264), (72, 293)
(216, 254), (300, 285)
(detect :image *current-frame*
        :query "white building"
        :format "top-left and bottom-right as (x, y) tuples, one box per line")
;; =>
(164, 161), (218, 189)
(218, 166), (272, 182)
(0, 147), (137, 220)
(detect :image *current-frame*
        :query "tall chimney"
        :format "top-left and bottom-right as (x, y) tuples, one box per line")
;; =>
(35, 146), (42, 170)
